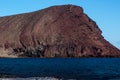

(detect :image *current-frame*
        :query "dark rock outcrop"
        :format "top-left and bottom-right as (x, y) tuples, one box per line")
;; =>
(0, 5), (120, 57)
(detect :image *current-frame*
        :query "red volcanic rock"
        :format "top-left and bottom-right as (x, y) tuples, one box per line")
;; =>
(0, 5), (120, 57)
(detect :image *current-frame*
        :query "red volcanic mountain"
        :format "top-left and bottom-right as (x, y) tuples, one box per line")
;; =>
(0, 5), (120, 57)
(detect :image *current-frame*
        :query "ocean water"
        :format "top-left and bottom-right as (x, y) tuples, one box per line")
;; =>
(0, 58), (120, 80)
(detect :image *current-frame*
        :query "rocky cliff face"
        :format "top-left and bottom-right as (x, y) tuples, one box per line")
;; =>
(0, 5), (120, 57)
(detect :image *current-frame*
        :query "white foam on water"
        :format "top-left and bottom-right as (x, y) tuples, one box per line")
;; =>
(0, 77), (76, 80)
(0, 77), (58, 80)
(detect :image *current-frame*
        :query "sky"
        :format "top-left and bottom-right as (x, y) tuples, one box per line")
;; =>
(0, 0), (120, 49)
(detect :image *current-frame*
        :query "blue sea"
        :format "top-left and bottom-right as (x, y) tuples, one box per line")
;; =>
(0, 58), (120, 80)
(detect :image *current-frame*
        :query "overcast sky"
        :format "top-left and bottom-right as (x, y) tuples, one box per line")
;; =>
(0, 0), (120, 49)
